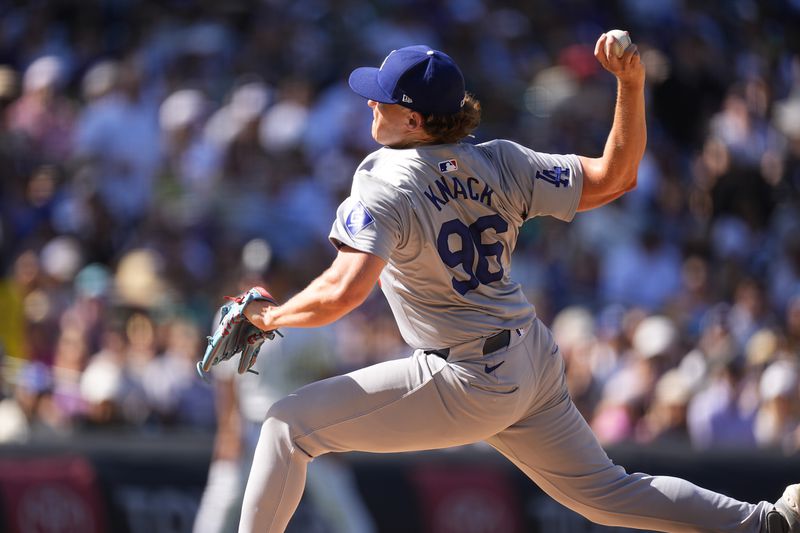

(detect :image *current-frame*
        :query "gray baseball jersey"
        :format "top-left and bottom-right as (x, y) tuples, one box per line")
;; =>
(329, 140), (583, 349)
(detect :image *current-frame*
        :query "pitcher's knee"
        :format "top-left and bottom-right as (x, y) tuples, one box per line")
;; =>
(261, 397), (315, 458)
(265, 395), (304, 427)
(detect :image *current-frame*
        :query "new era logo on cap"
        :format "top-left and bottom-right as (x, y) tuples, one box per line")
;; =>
(439, 159), (458, 172)
(344, 200), (375, 237)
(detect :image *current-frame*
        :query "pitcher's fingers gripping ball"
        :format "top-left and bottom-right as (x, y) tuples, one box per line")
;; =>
(605, 29), (632, 58)
(593, 30), (643, 85)
(197, 286), (282, 379)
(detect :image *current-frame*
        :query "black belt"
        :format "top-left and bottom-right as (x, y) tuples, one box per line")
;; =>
(427, 329), (511, 360)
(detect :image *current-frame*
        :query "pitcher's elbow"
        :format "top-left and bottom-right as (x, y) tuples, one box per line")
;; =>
(624, 168), (638, 192)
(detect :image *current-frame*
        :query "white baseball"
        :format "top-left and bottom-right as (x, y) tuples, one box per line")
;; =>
(606, 29), (632, 58)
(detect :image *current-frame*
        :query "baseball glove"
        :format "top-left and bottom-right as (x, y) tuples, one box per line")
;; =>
(196, 286), (282, 379)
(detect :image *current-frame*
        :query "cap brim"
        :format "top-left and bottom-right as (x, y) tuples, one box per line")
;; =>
(348, 67), (397, 104)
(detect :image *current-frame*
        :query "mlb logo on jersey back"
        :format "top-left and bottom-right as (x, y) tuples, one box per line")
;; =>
(345, 200), (375, 237)
(439, 159), (458, 173)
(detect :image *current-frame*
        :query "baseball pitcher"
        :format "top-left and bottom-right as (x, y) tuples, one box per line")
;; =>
(202, 35), (799, 533)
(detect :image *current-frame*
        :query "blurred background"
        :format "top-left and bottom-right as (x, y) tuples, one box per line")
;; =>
(1, 0), (800, 532)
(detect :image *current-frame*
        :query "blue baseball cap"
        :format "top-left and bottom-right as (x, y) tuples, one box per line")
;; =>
(348, 45), (466, 115)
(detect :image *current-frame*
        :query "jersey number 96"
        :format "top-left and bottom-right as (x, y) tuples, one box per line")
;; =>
(436, 214), (508, 295)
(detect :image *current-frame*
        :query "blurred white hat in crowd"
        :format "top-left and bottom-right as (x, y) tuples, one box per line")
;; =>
(23, 55), (64, 92)
(551, 306), (595, 349)
(80, 357), (123, 403)
(114, 249), (167, 308)
(230, 81), (271, 124)
(654, 368), (693, 406)
(41, 236), (84, 283)
(773, 93), (800, 139)
(524, 66), (578, 118)
(82, 60), (120, 100)
(204, 106), (238, 147)
(259, 99), (309, 152)
(204, 81), (272, 147)
(759, 360), (799, 402)
(677, 348), (708, 391)
(0, 398), (28, 443)
(242, 238), (273, 275)
(159, 89), (207, 132)
(633, 315), (677, 359)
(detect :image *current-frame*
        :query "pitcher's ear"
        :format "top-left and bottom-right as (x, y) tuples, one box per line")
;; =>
(408, 111), (425, 129)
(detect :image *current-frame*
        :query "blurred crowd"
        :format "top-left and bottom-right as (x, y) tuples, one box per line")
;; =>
(0, 0), (799, 454)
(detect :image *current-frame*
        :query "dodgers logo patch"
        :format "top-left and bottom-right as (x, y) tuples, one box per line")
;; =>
(438, 159), (458, 173)
(345, 200), (375, 237)
(534, 166), (571, 187)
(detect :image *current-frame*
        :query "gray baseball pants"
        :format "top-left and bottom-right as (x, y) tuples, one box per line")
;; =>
(239, 318), (774, 533)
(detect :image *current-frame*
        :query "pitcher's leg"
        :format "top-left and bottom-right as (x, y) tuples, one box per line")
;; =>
(487, 386), (772, 532)
(239, 414), (310, 533)
(240, 351), (520, 533)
